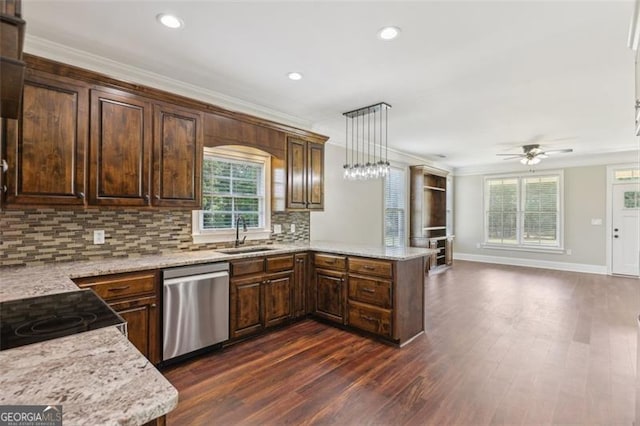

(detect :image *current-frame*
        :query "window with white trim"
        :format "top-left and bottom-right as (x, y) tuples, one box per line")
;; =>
(384, 167), (406, 247)
(484, 172), (563, 249)
(192, 147), (271, 243)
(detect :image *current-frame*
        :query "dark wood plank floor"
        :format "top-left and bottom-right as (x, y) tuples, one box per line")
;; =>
(162, 260), (640, 425)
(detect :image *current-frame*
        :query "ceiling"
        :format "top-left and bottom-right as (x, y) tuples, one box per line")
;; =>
(22, 1), (638, 171)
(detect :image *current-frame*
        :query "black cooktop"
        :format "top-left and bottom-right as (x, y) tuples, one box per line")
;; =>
(0, 289), (126, 351)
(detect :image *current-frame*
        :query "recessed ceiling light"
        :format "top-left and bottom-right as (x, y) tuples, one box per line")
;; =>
(157, 13), (184, 29)
(287, 72), (303, 81)
(378, 26), (401, 41)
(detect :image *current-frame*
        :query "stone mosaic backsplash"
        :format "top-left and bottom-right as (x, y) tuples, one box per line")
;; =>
(0, 208), (310, 267)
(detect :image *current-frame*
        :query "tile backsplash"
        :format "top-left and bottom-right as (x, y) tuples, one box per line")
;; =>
(0, 208), (310, 267)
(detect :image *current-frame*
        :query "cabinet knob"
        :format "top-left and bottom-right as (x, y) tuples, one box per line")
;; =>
(76, 192), (85, 199)
(151, 303), (157, 308)
(144, 194), (150, 202)
(1, 159), (7, 173)
(155, 194), (161, 200)
(2, 185), (6, 194)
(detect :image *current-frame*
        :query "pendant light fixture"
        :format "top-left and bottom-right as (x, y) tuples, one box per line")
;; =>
(342, 102), (391, 180)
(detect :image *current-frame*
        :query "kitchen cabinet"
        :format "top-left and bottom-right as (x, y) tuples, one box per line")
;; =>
(229, 254), (295, 339)
(153, 103), (203, 208)
(346, 257), (393, 339)
(4, 70), (88, 206)
(313, 253), (347, 324)
(89, 88), (153, 207)
(0, 0), (26, 119)
(74, 270), (160, 364)
(293, 252), (308, 317)
(286, 137), (324, 210)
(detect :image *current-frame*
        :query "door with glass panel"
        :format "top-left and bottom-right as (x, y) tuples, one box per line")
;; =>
(612, 183), (640, 276)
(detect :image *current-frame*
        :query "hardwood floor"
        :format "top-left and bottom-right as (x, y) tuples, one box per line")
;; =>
(162, 261), (640, 425)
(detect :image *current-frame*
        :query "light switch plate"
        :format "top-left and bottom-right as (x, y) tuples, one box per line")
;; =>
(591, 218), (602, 225)
(94, 230), (105, 244)
(273, 224), (282, 234)
(290, 224), (296, 233)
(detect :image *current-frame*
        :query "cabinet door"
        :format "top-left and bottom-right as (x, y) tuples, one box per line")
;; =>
(264, 271), (292, 327)
(5, 72), (88, 205)
(153, 104), (202, 208)
(89, 89), (152, 206)
(306, 141), (324, 210)
(314, 269), (345, 324)
(231, 276), (264, 338)
(111, 296), (159, 364)
(286, 137), (307, 209)
(293, 253), (308, 317)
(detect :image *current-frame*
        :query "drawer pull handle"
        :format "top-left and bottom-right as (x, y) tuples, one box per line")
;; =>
(362, 288), (376, 293)
(363, 265), (375, 270)
(325, 259), (336, 264)
(107, 285), (130, 292)
(361, 315), (377, 322)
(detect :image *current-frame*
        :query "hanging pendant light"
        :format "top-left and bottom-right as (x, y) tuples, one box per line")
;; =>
(342, 102), (391, 180)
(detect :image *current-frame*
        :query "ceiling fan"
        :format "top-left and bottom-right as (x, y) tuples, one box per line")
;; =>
(497, 144), (573, 165)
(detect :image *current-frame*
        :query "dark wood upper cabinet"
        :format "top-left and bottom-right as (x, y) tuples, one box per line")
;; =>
(89, 89), (152, 207)
(4, 71), (88, 205)
(286, 137), (324, 211)
(153, 104), (202, 208)
(0, 0), (26, 119)
(204, 113), (286, 159)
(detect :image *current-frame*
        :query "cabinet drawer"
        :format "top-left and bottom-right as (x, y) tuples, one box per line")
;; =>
(348, 257), (393, 278)
(348, 274), (392, 308)
(314, 253), (346, 270)
(75, 271), (156, 301)
(231, 258), (265, 277)
(266, 255), (294, 273)
(347, 301), (392, 338)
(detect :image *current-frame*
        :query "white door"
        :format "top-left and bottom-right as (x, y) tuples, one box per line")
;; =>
(612, 183), (640, 276)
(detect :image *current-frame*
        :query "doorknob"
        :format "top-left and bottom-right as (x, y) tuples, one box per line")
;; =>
(614, 235), (619, 238)
(614, 228), (619, 232)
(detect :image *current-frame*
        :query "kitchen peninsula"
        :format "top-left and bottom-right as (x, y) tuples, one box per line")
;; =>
(0, 242), (435, 425)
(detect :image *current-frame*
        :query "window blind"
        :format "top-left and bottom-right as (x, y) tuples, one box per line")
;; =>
(485, 174), (561, 247)
(202, 156), (265, 230)
(384, 167), (406, 247)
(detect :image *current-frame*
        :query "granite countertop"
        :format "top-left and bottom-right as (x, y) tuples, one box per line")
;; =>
(0, 327), (178, 426)
(0, 241), (436, 303)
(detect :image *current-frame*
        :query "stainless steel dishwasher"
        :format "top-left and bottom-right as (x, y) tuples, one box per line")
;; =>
(162, 262), (229, 362)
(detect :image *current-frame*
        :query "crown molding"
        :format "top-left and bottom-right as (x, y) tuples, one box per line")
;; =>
(23, 35), (312, 130)
(452, 149), (639, 176)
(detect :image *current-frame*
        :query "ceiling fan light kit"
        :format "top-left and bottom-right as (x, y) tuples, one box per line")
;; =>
(498, 143), (573, 166)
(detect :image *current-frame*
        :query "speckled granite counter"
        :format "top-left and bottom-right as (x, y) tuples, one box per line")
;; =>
(0, 327), (178, 426)
(0, 242), (436, 303)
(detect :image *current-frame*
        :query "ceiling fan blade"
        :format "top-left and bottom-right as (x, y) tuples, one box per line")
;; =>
(496, 153), (525, 157)
(499, 156), (524, 160)
(543, 149), (573, 155)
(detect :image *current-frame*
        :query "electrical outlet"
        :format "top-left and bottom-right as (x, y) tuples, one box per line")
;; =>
(566, 248), (572, 255)
(476, 243), (481, 249)
(591, 218), (602, 226)
(290, 224), (296, 233)
(273, 224), (282, 234)
(93, 230), (105, 245)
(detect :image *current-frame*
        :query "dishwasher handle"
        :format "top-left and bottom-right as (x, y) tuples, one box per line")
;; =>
(163, 271), (229, 286)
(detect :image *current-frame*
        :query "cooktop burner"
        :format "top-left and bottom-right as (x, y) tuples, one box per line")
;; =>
(0, 289), (126, 351)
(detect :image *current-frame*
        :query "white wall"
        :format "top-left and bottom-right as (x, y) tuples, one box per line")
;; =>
(454, 165), (607, 272)
(311, 143), (384, 245)
(310, 143), (449, 245)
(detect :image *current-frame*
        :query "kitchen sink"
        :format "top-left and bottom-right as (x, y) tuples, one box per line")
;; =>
(217, 246), (276, 254)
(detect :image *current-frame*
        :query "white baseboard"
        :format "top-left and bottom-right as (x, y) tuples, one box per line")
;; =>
(453, 252), (607, 275)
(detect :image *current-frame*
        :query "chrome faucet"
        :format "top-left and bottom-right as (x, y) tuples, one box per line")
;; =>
(235, 215), (248, 247)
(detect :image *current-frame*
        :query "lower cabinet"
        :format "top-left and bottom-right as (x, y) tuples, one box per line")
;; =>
(74, 270), (160, 364)
(312, 253), (347, 324)
(229, 254), (295, 340)
(293, 253), (309, 317)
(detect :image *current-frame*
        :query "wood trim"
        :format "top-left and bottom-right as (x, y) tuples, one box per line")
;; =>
(23, 54), (329, 144)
